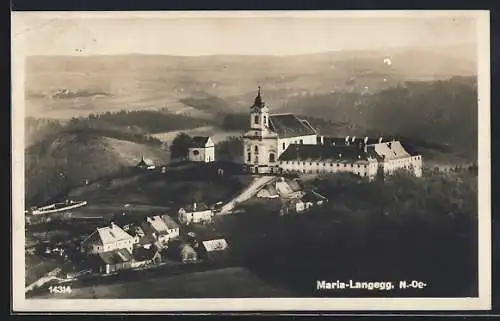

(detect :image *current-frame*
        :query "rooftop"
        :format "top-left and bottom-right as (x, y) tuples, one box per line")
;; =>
(146, 216), (170, 234)
(181, 202), (211, 213)
(269, 114), (317, 139)
(82, 223), (135, 246)
(190, 136), (211, 148)
(98, 248), (133, 265)
(278, 144), (373, 162)
(160, 215), (180, 230)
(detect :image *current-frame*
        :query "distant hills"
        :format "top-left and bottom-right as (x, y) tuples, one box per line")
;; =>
(25, 44), (476, 118)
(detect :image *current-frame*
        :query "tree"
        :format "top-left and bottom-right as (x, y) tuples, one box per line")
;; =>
(170, 133), (193, 160)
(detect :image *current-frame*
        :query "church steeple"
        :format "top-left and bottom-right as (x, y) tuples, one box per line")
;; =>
(253, 86), (263, 108)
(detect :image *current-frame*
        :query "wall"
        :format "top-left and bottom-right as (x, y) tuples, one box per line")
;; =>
(279, 159), (379, 179)
(188, 147), (206, 162)
(277, 135), (317, 156)
(204, 146), (215, 162)
(244, 136), (280, 174)
(381, 155), (423, 177)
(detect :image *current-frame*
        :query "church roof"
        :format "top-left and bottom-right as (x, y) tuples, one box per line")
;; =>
(278, 144), (371, 162)
(190, 136), (211, 148)
(269, 114), (317, 139)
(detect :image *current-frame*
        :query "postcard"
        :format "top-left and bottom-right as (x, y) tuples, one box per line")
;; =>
(11, 10), (491, 312)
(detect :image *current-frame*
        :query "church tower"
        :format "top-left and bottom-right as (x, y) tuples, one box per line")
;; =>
(250, 86), (270, 131)
(242, 87), (279, 174)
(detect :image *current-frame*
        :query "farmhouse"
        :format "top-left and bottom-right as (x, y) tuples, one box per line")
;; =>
(80, 223), (139, 255)
(178, 203), (214, 225)
(140, 215), (180, 248)
(87, 244), (162, 274)
(188, 136), (215, 163)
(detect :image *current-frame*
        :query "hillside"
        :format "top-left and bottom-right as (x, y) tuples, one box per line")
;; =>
(25, 45), (476, 119)
(25, 131), (168, 206)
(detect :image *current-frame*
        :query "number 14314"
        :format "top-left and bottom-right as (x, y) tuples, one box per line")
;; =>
(49, 285), (72, 294)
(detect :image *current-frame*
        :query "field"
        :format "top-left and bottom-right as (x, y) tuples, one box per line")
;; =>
(35, 267), (291, 299)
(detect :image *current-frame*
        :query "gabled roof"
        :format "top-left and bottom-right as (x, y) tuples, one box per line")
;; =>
(146, 216), (170, 235)
(278, 144), (372, 162)
(160, 215), (180, 230)
(202, 239), (229, 252)
(83, 224), (135, 246)
(190, 136), (212, 148)
(370, 141), (410, 161)
(180, 203), (211, 213)
(132, 244), (160, 261)
(98, 248), (133, 265)
(269, 114), (317, 139)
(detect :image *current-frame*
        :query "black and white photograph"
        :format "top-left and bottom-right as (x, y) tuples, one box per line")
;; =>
(11, 10), (491, 311)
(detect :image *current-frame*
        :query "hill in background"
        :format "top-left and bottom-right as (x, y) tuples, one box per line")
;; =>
(25, 44), (476, 119)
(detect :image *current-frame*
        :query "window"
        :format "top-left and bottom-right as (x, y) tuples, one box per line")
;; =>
(330, 163), (333, 167)
(263, 116), (267, 124)
(310, 162), (312, 165)
(254, 115), (259, 124)
(247, 153), (251, 162)
(337, 164), (340, 167)
(317, 162), (320, 166)
(300, 139), (303, 144)
(351, 164), (354, 167)
(193, 150), (200, 156)
(282, 143), (286, 150)
(254, 146), (259, 153)
(364, 165), (367, 168)
(269, 153), (275, 162)
(286, 161), (289, 165)
(344, 164), (347, 168)
(357, 164), (360, 168)
(303, 162), (306, 165)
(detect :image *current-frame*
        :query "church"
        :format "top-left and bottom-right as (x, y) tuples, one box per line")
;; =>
(242, 87), (423, 179)
(242, 87), (318, 174)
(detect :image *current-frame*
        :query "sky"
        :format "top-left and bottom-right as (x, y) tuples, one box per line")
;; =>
(12, 11), (481, 56)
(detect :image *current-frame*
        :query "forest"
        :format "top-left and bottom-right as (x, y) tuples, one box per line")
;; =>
(217, 169), (478, 297)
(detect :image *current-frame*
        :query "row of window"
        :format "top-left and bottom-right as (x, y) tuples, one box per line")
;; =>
(286, 168), (370, 177)
(246, 152), (275, 162)
(254, 115), (267, 125)
(281, 161), (370, 169)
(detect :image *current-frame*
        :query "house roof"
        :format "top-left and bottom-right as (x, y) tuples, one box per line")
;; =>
(369, 141), (410, 161)
(180, 203), (211, 213)
(160, 215), (179, 230)
(190, 136), (211, 148)
(146, 216), (169, 234)
(132, 244), (159, 261)
(98, 248), (133, 265)
(202, 239), (229, 252)
(83, 224), (134, 246)
(269, 114), (317, 139)
(278, 144), (373, 162)
(320, 136), (396, 148)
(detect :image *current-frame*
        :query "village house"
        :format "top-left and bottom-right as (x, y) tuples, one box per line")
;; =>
(80, 222), (139, 255)
(140, 215), (180, 248)
(241, 87), (422, 178)
(188, 136), (215, 163)
(87, 244), (162, 275)
(200, 238), (230, 260)
(178, 203), (214, 225)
